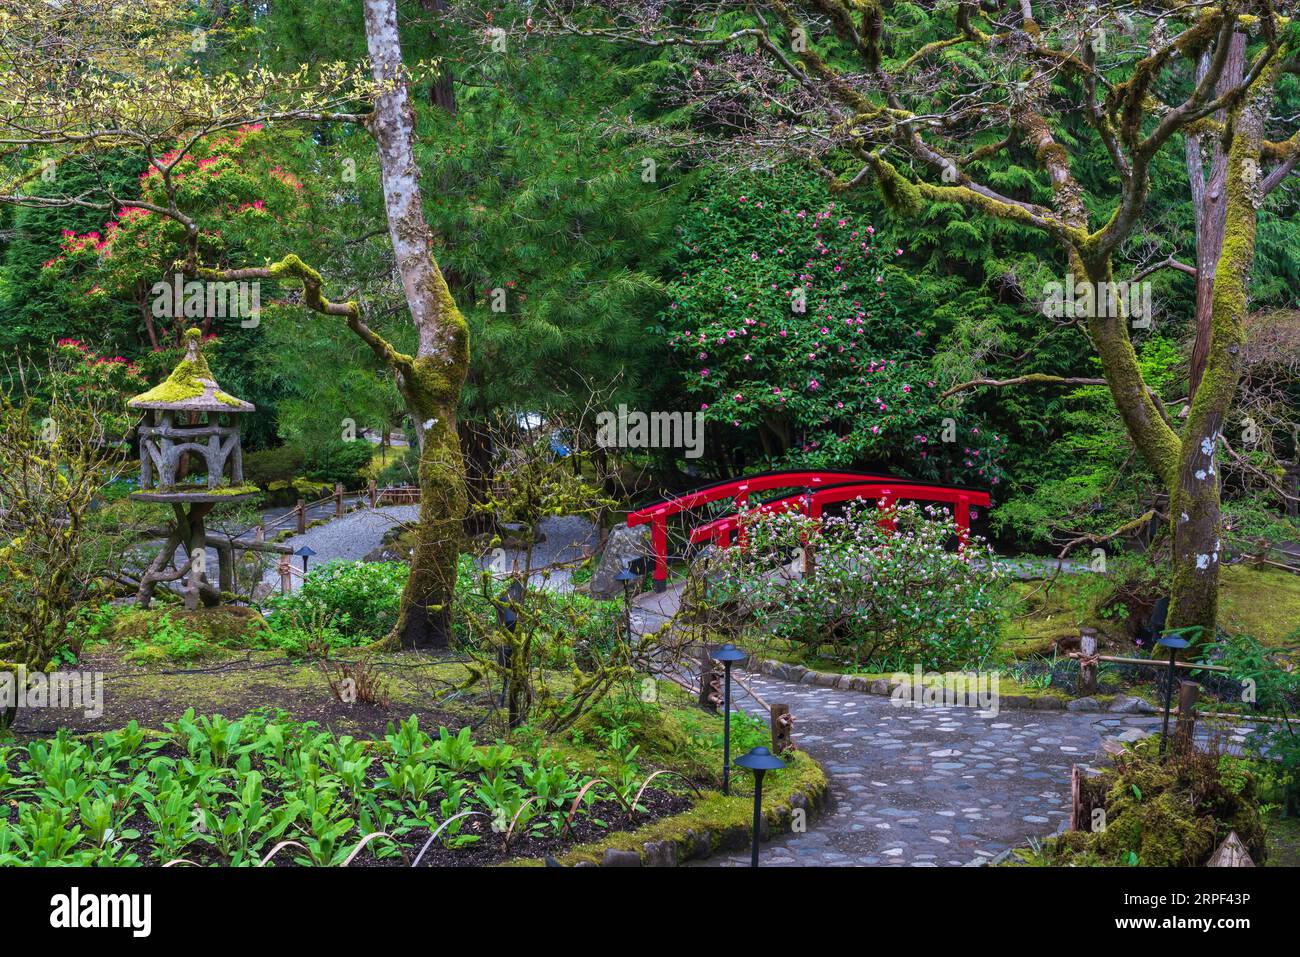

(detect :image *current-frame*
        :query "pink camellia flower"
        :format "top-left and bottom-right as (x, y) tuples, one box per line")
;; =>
(871, 425), (880, 434)
(743, 354), (752, 361)
(700, 369), (709, 377)
(733, 393), (743, 402)
(779, 329), (787, 337)
(902, 385), (911, 393)
(700, 403), (709, 410)
(808, 379), (819, 390)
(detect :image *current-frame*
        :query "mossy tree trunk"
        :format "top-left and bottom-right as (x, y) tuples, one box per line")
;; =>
(201, 0), (472, 649)
(1166, 74), (1271, 642)
(363, 0), (470, 649)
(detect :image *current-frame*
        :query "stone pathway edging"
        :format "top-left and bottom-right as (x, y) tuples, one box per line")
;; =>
(748, 657), (1159, 715)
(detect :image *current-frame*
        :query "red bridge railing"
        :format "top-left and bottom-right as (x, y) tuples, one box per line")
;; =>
(625, 469), (991, 590)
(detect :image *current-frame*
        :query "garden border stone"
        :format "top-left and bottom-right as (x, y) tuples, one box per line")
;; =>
(746, 657), (1079, 711)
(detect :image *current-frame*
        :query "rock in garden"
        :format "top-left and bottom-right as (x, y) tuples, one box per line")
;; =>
(1066, 696), (1102, 712)
(1107, 694), (1156, 714)
(589, 524), (650, 598)
(600, 848), (643, 867)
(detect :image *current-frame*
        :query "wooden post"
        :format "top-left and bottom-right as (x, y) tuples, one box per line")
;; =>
(698, 659), (722, 712)
(185, 553), (202, 611)
(1174, 680), (1200, 755)
(1069, 765), (1082, 831)
(335, 482), (344, 517)
(296, 498), (306, 534)
(1079, 628), (1099, 696)
(770, 703), (794, 754)
(214, 540), (234, 593)
(278, 557), (291, 595)
(368, 479), (377, 508)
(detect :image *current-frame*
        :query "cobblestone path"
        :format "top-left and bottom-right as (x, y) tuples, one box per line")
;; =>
(696, 672), (1172, 867)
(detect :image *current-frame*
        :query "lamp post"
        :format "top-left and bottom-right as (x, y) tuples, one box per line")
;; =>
(1156, 633), (1190, 757)
(734, 746), (786, 867)
(295, 544), (316, 575)
(710, 643), (747, 795)
(614, 564), (638, 642)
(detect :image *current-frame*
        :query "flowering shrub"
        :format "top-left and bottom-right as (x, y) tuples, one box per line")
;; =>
(47, 339), (148, 439)
(662, 171), (1007, 485)
(711, 500), (1008, 670)
(39, 124), (310, 343)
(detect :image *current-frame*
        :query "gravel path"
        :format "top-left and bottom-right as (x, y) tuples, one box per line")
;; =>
(261, 505), (419, 590)
(476, 515), (599, 594)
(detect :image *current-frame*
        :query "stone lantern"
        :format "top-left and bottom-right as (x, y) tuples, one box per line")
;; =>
(129, 329), (257, 608)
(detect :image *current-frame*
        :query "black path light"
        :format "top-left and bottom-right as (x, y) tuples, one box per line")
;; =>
(734, 746), (786, 867)
(1156, 632), (1191, 757)
(614, 563), (638, 641)
(295, 544), (317, 575)
(710, 642), (747, 795)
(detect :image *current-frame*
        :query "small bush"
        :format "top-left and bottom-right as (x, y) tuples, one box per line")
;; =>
(243, 444), (306, 487)
(303, 440), (374, 488)
(265, 560), (406, 642)
(375, 446), (419, 487)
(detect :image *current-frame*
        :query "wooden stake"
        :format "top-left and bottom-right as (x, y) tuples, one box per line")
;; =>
(335, 482), (344, 517)
(770, 703), (794, 754)
(1174, 681), (1199, 755)
(1079, 628), (1099, 696)
(296, 498), (306, 534)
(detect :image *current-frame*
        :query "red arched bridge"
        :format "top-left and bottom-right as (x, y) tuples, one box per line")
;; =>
(625, 469), (991, 591)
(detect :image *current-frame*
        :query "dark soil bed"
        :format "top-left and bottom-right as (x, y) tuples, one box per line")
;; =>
(6, 646), (477, 739)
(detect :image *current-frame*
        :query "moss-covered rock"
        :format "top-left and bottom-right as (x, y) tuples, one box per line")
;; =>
(1038, 739), (1267, 866)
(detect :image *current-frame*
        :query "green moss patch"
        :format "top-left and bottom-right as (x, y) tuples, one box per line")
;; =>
(1219, 565), (1300, 647)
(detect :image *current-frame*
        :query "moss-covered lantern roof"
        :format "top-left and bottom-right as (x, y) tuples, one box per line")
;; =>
(129, 328), (254, 413)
